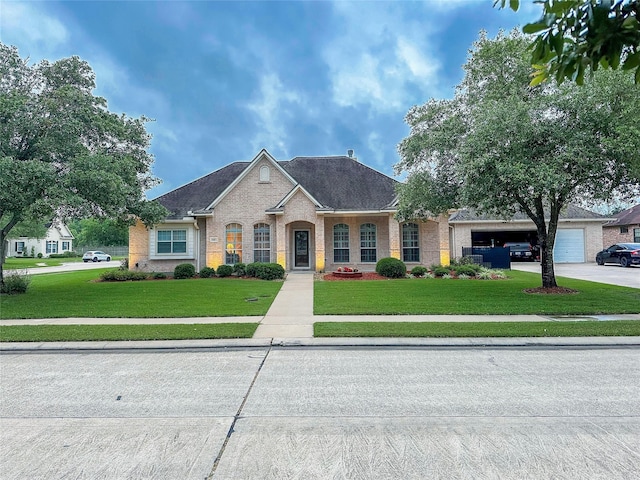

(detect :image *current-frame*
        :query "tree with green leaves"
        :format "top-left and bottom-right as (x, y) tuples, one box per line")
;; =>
(0, 43), (167, 288)
(69, 218), (129, 248)
(497, 0), (640, 84)
(395, 30), (640, 288)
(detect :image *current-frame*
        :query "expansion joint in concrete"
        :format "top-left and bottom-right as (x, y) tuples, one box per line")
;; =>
(206, 345), (272, 478)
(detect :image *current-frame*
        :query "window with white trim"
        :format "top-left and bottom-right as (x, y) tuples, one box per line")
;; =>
(157, 229), (187, 254)
(333, 224), (350, 263)
(402, 223), (419, 262)
(62, 241), (70, 251)
(46, 241), (58, 254)
(254, 223), (271, 263)
(360, 223), (377, 263)
(225, 223), (243, 264)
(634, 228), (640, 243)
(15, 241), (25, 253)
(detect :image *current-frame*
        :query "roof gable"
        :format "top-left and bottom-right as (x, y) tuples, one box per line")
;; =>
(155, 151), (399, 218)
(207, 149), (296, 210)
(280, 156), (398, 210)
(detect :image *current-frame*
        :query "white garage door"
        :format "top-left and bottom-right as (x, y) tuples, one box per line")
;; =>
(554, 229), (585, 263)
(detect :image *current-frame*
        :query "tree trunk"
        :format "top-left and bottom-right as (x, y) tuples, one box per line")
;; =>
(537, 205), (560, 289)
(0, 213), (22, 290)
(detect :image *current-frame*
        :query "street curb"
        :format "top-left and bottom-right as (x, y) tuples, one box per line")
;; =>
(2, 336), (640, 352)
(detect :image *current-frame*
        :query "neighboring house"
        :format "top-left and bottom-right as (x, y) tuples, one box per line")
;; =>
(602, 204), (640, 246)
(130, 149), (451, 273)
(6, 222), (74, 258)
(449, 205), (611, 263)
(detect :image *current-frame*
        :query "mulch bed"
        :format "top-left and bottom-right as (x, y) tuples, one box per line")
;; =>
(322, 272), (386, 281)
(523, 286), (579, 295)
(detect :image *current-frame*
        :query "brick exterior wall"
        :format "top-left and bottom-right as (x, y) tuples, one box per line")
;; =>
(603, 224), (640, 246)
(129, 153), (451, 273)
(206, 158), (295, 269)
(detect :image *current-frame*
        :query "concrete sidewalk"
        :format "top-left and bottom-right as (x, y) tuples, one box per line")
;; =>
(2, 270), (640, 348)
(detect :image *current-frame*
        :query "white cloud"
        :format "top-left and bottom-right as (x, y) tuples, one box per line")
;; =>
(246, 73), (302, 156)
(0, 2), (68, 59)
(322, 2), (443, 113)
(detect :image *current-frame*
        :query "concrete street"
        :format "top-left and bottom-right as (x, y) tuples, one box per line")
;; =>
(1, 346), (639, 479)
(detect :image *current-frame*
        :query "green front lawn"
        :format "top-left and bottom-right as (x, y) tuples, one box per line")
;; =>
(0, 270), (282, 319)
(314, 271), (640, 315)
(0, 323), (258, 342)
(315, 320), (640, 337)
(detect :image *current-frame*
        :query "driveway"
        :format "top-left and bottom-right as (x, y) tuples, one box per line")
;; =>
(22, 260), (122, 275)
(511, 262), (639, 289)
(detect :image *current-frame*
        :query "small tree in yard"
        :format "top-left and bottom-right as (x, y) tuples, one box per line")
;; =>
(0, 43), (167, 290)
(395, 31), (640, 289)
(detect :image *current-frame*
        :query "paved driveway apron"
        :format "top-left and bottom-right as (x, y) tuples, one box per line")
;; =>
(1, 347), (639, 479)
(511, 262), (640, 289)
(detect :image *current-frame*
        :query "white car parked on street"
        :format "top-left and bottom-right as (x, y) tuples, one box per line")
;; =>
(82, 251), (111, 262)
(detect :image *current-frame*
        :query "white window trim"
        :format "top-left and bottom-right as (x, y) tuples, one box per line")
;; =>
(149, 225), (195, 260)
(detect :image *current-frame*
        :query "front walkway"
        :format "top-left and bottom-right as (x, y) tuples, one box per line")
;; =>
(253, 272), (315, 338)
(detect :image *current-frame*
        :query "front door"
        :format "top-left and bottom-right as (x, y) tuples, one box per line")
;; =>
(294, 230), (310, 268)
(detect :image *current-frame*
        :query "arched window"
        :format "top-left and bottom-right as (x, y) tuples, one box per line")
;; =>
(259, 165), (270, 182)
(333, 224), (350, 263)
(225, 223), (242, 264)
(360, 223), (377, 263)
(402, 223), (419, 262)
(253, 223), (271, 263)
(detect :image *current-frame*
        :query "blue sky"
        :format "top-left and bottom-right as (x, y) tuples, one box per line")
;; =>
(0, 1), (536, 198)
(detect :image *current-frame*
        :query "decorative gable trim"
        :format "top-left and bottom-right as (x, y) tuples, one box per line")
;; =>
(274, 184), (324, 210)
(206, 149), (297, 210)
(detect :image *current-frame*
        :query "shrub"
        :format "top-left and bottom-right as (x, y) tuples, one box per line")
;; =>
(37, 253), (43, 258)
(233, 263), (247, 276)
(216, 264), (233, 277)
(432, 266), (452, 277)
(199, 266), (216, 278)
(410, 266), (428, 277)
(1, 270), (31, 294)
(49, 251), (80, 258)
(151, 272), (167, 279)
(100, 270), (147, 282)
(453, 264), (481, 277)
(375, 257), (407, 278)
(174, 263), (196, 279)
(246, 262), (285, 280)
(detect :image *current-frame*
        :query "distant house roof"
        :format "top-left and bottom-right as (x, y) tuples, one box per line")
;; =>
(449, 204), (609, 222)
(156, 155), (398, 218)
(604, 204), (640, 227)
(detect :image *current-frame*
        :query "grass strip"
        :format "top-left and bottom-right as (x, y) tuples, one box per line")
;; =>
(314, 321), (640, 338)
(0, 323), (258, 342)
(1, 270), (282, 318)
(314, 271), (640, 315)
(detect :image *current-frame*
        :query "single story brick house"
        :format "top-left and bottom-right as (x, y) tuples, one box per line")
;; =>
(6, 222), (74, 258)
(602, 204), (640, 246)
(129, 149), (450, 273)
(448, 205), (611, 263)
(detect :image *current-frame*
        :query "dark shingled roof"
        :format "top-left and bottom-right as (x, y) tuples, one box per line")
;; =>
(155, 156), (398, 217)
(155, 162), (248, 218)
(605, 204), (640, 227)
(280, 156), (398, 210)
(449, 204), (608, 222)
